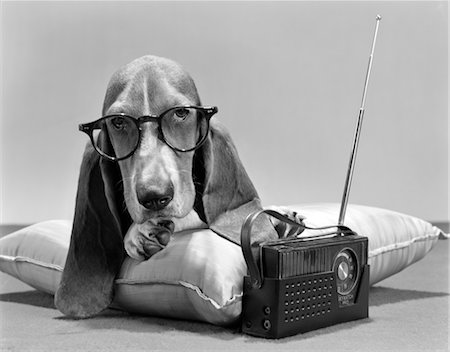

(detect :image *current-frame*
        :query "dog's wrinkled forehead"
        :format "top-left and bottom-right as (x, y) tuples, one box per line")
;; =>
(102, 55), (200, 116)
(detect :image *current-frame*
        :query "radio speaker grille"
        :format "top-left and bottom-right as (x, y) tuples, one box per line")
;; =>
(281, 273), (335, 324)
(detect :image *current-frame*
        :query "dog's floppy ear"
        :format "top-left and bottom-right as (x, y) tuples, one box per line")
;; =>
(193, 121), (277, 257)
(55, 132), (131, 318)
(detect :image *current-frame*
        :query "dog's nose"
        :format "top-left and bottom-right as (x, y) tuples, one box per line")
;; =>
(137, 185), (174, 211)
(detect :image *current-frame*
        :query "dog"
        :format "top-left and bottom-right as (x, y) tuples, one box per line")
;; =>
(55, 55), (303, 318)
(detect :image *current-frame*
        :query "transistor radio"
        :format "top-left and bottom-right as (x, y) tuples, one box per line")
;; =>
(240, 210), (370, 338)
(240, 16), (382, 339)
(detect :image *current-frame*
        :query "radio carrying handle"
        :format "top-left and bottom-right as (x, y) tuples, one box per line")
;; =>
(241, 209), (356, 289)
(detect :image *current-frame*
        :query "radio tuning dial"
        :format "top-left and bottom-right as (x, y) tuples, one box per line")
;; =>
(334, 248), (359, 296)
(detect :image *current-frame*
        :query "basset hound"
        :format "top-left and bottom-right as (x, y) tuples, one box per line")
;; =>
(55, 55), (302, 318)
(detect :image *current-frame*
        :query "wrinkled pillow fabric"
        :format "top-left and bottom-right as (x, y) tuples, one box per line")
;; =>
(114, 229), (246, 325)
(0, 220), (71, 294)
(0, 204), (444, 325)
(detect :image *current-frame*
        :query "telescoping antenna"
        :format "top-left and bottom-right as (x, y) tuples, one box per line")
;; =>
(338, 15), (382, 226)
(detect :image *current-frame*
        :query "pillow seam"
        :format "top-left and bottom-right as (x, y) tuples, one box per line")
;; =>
(115, 278), (242, 309)
(368, 231), (439, 258)
(0, 254), (64, 272)
(178, 280), (243, 309)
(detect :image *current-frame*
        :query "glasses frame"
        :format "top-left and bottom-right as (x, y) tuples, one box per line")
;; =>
(79, 105), (218, 161)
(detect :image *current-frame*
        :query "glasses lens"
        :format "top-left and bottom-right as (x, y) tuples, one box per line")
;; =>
(92, 115), (139, 159)
(160, 107), (209, 151)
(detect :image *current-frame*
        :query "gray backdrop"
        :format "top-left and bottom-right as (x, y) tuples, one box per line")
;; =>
(1, 1), (448, 224)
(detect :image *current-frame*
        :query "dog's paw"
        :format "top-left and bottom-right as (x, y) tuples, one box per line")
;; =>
(266, 206), (306, 239)
(124, 220), (174, 261)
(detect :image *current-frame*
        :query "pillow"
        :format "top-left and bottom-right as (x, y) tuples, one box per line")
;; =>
(113, 229), (246, 325)
(0, 204), (444, 325)
(0, 221), (246, 325)
(0, 220), (71, 294)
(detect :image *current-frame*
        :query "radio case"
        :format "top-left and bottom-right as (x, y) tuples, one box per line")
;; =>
(241, 226), (369, 339)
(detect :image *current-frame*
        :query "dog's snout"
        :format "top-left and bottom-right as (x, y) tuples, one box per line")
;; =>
(137, 184), (174, 211)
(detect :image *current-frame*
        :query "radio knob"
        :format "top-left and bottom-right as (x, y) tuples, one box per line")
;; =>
(337, 261), (349, 280)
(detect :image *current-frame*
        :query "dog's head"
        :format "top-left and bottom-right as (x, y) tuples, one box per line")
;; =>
(102, 56), (201, 225)
(55, 55), (277, 318)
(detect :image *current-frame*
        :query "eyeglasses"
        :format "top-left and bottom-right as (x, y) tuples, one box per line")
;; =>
(79, 106), (218, 161)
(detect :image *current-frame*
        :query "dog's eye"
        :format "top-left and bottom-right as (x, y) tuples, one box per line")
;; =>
(174, 108), (190, 120)
(110, 116), (126, 130)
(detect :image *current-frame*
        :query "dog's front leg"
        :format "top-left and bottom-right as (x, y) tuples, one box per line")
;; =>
(124, 210), (207, 261)
(124, 220), (174, 260)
